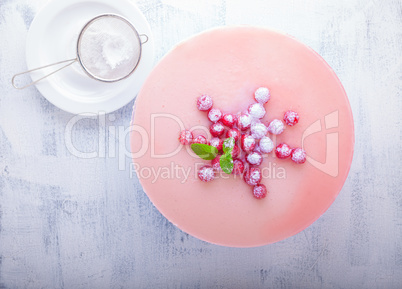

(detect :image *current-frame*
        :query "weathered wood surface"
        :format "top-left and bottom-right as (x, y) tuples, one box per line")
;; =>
(0, 0), (401, 288)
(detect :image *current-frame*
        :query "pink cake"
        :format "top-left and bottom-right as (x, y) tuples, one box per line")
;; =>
(130, 26), (354, 247)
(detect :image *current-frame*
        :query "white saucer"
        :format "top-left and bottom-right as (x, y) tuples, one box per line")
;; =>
(26, 0), (155, 115)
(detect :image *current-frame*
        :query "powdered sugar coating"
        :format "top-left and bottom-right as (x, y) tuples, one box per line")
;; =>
(210, 122), (225, 137)
(237, 113), (252, 131)
(248, 103), (266, 119)
(259, 136), (274, 153)
(226, 128), (241, 141)
(244, 167), (262, 186)
(231, 145), (240, 158)
(197, 94), (213, 111)
(275, 143), (292, 159)
(253, 184), (267, 199)
(179, 130), (193, 145)
(283, 110), (299, 126)
(232, 159), (245, 175)
(221, 113), (236, 128)
(241, 134), (256, 153)
(254, 87), (270, 104)
(208, 108), (223, 123)
(250, 122), (268, 139)
(267, 119), (285, 135)
(198, 165), (215, 182)
(246, 152), (263, 166)
(291, 148), (306, 164)
(209, 137), (223, 152)
(192, 135), (207, 144)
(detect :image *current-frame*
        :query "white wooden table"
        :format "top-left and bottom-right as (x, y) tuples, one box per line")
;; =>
(0, 0), (401, 288)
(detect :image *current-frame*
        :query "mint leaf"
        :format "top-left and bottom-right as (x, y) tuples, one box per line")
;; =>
(222, 137), (235, 154)
(220, 153), (234, 174)
(191, 143), (218, 160)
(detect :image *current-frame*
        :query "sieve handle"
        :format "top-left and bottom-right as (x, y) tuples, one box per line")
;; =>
(139, 34), (149, 44)
(12, 58), (77, 90)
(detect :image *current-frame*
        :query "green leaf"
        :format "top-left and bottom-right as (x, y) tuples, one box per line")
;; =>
(222, 137), (235, 154)
(220, 153), (234, 174)
(191, 143), (218, 160)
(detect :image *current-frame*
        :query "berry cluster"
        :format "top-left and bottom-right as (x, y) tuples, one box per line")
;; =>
(178, 87), (306, 199)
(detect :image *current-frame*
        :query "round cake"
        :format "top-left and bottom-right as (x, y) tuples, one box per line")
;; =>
(130, 26), (354, 247)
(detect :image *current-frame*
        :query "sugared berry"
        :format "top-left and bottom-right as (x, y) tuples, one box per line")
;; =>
(210, 122), (225, 137)
(291, 148), (306, 164)
(211, 155), (222, 171)
(246, 152), (263, 166)
(275, 143), (292, 159)
(198, 165), (215, 182)
(248, 103), (266, 119)
(208, 108), (223, 123)
(209, 137), (223, 152)
(250, 122), (268, 139)
(254, 87), (270, 104)
(237, 113), (252, 131)
(283, 110), (299, 126)
(226, 128), (241, 141)
(192, 135), (207, 144)
(221, 113), (236, 128)
(267, 119), (285, 135)
(241, 134), (256, 153)
(231, 145), (240, 158)
(232, 159), (245, 175)
(253, 184), (267, 199)
(197, 94), (213, 111)
(244, 167), (262, 186)
(193, 88), (302, 192)
(178, 130), (193, 145)
(259, 136), (274, 153)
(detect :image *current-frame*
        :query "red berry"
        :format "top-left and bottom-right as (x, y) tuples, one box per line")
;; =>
(209, 137), (223, 152)
(237, 113), (252, 131)
(259, 136), (274, 153)
(211, 155), (222, 171)
(283, 110), (299, 126)
(226, 128), (241, 141)
(231, 145), (240, 158)
(178, 130), (193, 145)
(198, 165), (215, 182)
(275, 143), (292, 159)
(244, 167), (262, 186)
(241, 134), (256, 153)
(246, 152), (263, 166)
(250, 122), (268, 139)
(210, 122), (225, 137)
(254, 87), (270, 104)
(291, 148), (306, 164)
(221, 113), (236, 128)
(267, 119), (285, 135)
(248, 103), (266, 119)
(192, 135), (207, 144)
(253, 184), (267, 199)
(208, 108), (223, 123)
(232, 159), (245, 175)
(197, 94), (213, 111)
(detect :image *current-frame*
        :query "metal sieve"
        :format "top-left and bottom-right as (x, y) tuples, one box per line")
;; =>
(12, 14), (148, 89)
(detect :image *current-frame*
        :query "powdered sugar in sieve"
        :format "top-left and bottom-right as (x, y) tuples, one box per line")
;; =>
(12, 14), (148, 89)
(77, 14), (143, 81)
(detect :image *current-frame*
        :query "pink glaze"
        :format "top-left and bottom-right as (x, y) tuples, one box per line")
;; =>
(130, 26), (354, 247)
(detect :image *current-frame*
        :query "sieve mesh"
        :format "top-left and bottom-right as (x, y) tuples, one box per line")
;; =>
(77, 15), (141, 82)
